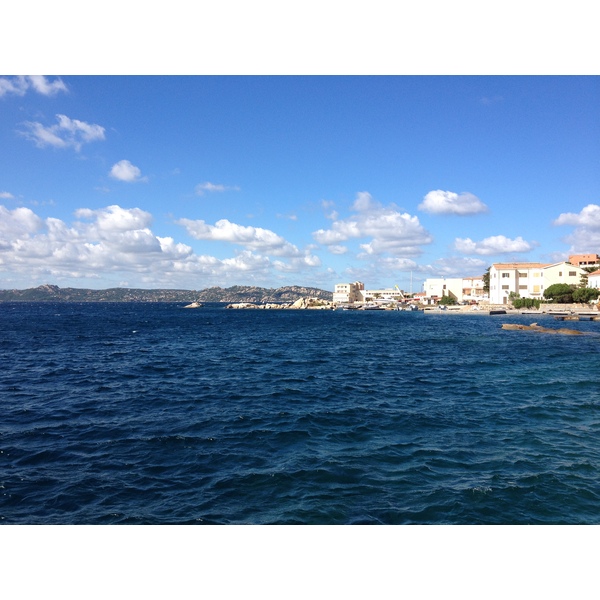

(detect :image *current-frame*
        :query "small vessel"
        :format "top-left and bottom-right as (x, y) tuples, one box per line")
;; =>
(361, 304), (385, 310)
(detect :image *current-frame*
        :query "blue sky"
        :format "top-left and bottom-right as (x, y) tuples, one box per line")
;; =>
(1, 75), (598, 291)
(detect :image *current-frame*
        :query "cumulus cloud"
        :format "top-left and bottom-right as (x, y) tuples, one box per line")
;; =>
(454, 235), (535, 255)
(109, 160), (147, 183)
(553, 204), (600, 251)
(0, 75), (67, 98)
(313, 191), (433, 257)
(428, 256), (488, 277)
(0, 204), (195, 281)
(195, 182), (240, 195)
(0, 204), (325, 288)
(554, 204), (600, 229)
(418, 190), (488, 215)
(0, 205), (44, 237)
(176, 217), (301, 257)
(20, 114), (105, 151)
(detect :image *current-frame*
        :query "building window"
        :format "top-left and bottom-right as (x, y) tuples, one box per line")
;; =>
(519, 285), (528, 290)
(569, 271), (576, 276)
(518, 272), (527, 277)
(502, 273), (510, 278)
(502, 285), (509, 290)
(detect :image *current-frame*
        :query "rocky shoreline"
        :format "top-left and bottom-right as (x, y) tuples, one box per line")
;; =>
(501, 323), (585, 335)
(226, 297), (336, 310)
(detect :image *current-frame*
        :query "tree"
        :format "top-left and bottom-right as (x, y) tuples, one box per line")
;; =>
(543, 283), (575, 303)
(572, 287), (600, 304)
(482, 267), (490, 294)
(438, 295), (457, 306)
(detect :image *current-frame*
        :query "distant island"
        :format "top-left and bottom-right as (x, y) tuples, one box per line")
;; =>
(0, 283), (333, 303)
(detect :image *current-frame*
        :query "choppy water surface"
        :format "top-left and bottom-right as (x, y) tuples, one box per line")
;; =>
(1, 302), (599, 524)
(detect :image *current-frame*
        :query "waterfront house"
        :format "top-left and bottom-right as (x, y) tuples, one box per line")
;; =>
(422, 276), (486, 304)
(587, 269), (600, 289)
(488, 261), (587, 305)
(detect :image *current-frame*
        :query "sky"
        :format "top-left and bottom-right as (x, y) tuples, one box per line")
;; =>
(1, 74), (598, 292)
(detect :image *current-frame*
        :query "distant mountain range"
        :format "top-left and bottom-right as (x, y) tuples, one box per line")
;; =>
(0, 284), (333, 303)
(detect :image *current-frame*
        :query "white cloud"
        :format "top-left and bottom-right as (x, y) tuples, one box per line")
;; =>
(195, 181), (240, 195)
(428, 256), (488, 277)
(176, 217), (301, 257)
(0, 205), (43, 237)
(454, 235), (535, 255)
(0, 204), (326, 289)
(20, 114), (105, 151)
(553, 204), (600, 251)
(26, 76), (68, 96)
(109, 160), (147, 183)
(554, 204), (600, 229)
(0, 75), (67, 98)
(75, 205), (153, 233)
(0, 204), (193, 281)
(313, 191), (433, 257)
(0, 191), (15, 199)
(418, 190), (488, 215)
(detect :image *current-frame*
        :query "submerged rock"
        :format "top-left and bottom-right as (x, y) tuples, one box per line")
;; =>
(501, 323), (584, 335)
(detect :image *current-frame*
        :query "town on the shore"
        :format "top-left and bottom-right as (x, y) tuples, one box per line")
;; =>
(223, 253), (600, 311)
(330, 253), (600, 312)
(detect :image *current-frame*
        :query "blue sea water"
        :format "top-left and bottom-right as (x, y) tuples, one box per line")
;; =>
(1, 302), (599, 524)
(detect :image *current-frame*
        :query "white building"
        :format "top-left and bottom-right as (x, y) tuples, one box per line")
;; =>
(333, 281), (365, 303)
(363, 286), (405, 302)
(422, 276), (486, 303)
(333, 282), (406, 304)
(423, 278), (463, 302)
(587, 269), (600, 289)
(488, 261), (586, 304)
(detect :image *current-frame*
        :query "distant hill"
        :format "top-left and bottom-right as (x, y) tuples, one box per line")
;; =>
(0, 284), (333, 303)
(195, 285), (332, 303)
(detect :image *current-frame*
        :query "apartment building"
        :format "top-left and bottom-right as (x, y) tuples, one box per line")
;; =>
(333, 281), (365, 303)
(422, 276), (486, 303)
(488, 261), (586, 304)
(568, 254), (600, 268)
(423, 278), (463, 302)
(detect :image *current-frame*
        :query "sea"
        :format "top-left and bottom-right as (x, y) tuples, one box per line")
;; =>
(1, 302), (600, 525)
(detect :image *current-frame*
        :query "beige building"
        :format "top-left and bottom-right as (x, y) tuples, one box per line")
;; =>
(489, 261), (586, 304)
(462, 276), (486, 301)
